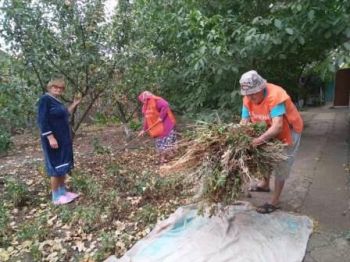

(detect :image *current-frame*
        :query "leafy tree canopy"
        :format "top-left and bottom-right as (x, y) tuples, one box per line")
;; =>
(1, 0), (349, 134)
(1, 0), (123, 133)
(121, 0), (350, 112)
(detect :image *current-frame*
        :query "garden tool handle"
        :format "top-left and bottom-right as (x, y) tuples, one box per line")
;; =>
(145, 119), (162, 132)
(116, 119), (162, 152)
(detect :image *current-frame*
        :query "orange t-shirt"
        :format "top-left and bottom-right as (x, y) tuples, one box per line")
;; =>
(243, 83), (303, 145)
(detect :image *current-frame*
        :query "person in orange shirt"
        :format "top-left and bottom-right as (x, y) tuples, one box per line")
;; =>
(138, 91), (177, 164)
(239, 70), (303, 214)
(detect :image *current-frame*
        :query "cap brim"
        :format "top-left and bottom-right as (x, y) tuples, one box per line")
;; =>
(240, 88), (260, 96)
(240, 83), (266, 96)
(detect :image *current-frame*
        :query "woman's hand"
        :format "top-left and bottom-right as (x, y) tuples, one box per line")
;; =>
(251, 137), (265, 147)
(47, 135), (59, 149)
(73, 93), (82, 106)
(138, 130), (145, 137)
(251, 117), (283, 147)
(68, 93), (82, 113)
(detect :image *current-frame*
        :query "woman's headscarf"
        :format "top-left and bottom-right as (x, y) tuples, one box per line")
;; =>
(138, 91), (154, 113)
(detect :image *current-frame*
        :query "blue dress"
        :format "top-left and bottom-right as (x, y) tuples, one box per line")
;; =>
(37, 93), (73, 177)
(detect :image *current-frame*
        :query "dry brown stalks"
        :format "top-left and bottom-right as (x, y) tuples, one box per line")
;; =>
(161, 122), (287, 212)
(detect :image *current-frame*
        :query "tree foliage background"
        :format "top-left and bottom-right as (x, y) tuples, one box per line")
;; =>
(0, 0), (349, 150)
(124, 0), (350, 111)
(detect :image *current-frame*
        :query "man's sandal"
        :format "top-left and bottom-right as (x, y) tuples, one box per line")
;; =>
(256, 203), (280, 214)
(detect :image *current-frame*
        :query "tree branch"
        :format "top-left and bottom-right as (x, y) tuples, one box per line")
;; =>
(45, 54), (78, 87)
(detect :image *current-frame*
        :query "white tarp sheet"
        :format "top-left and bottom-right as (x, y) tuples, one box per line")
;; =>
(107, 202), (313, 262)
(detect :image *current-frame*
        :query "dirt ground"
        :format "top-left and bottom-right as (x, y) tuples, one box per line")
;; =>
(1, 105), (349, 262)
(0, 124), (156, 175)
(0, 124), (189, 261)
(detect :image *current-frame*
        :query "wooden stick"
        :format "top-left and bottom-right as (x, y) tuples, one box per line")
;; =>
(144, 119), (162, 133)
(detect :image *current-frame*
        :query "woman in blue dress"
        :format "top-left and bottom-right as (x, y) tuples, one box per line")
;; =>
(37, 78), (81, 205)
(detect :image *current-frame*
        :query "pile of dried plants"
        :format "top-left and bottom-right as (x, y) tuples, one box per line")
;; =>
(163, 122), (287, 213)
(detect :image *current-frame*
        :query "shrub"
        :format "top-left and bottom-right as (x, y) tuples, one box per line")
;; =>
(92, 112), (120, 125)
(71, 170), (102, 197)
(29, 244), (43, 261)
(16, 214), (49, 241)
(0, 128), (12, 155)
(0, 203), (10, 247)
(92, 137), (111, 155)
(70, 205), (102, 233)
(93, 232), (116, 261)
(128, 119), (142, 131)
(4, 178), (30, 207)
(135, 203), (158, 226)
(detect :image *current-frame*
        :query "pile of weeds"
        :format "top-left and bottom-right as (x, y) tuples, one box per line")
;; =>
(165, 122), (287, 214)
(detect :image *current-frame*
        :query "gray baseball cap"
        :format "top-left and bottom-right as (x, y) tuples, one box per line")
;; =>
(239, 70), (267, 95)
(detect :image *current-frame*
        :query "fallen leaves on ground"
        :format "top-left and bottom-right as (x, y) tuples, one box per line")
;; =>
(0, 125), (191, 261)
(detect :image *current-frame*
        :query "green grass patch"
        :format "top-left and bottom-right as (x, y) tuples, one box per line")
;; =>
(93, 231), (116, 261)
(71, 170), (102, 197)
(16, 214), (49, 241)
(135, 203), (158, 226)
(70, 205), (103, 233)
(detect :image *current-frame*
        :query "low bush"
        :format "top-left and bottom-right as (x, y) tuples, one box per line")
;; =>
(0, 128), (12, 155)
(4, 178), (30, 207)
